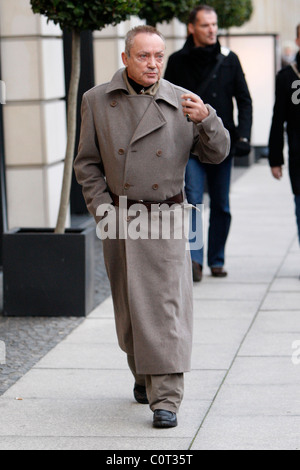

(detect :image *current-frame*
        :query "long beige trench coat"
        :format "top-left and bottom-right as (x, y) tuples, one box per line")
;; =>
(74, 68), (230, 375)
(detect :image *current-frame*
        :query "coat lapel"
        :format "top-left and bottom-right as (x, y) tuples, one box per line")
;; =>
(130, 98), (167, 144)
(129, 79), (179, 144)
(106, 68), (180, 145)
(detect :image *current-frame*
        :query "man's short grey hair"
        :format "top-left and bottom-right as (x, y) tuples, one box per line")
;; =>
(125, 25), (165, 56)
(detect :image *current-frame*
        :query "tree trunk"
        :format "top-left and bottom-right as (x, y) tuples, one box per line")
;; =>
(55, 30), (81, 234)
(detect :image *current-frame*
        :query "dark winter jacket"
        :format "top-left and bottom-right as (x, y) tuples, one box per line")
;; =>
(268, 53), (300, 195)
(165, 36), (253, 148)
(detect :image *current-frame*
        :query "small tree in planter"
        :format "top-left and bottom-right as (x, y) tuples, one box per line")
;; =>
(30, 0), (141, 234)
(3, 0), (141, 317)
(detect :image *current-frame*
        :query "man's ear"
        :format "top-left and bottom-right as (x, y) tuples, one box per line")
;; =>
(122, 52), (128, 67)
(187, 23), (194, 36)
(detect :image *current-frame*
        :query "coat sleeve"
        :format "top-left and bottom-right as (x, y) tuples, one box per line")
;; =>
(232, 53), (253, 140)
(268, 71), (288, 168)
(191, 104), (231, 164)
(74, 93), (113, 221)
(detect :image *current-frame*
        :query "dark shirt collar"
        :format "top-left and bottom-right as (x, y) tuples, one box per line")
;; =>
(106, 68), (179, 109)
(127, 74), (153, 94)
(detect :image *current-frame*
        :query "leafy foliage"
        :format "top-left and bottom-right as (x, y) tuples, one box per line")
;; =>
(177, 0), (253, 29)
(138, 0), (196, 27)
(30, 0), (141, 31)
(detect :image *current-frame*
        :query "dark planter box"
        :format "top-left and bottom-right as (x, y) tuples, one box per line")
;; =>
(3, 226), (95, 317)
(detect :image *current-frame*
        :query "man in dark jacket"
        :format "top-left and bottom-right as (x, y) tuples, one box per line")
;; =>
(268, 24), (300, 249)
(165, 4), (252, 281)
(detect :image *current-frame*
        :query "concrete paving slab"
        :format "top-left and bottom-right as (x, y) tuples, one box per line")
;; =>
(270, 278), (300, 292)
(261, 292), (300, 311)
(193, 316), (254, 345)
(277, 253), (300, 278)
(238, 331), (297, 357)
(200, 383), (300, 417)
(193, 299), (260, 319)
(222, 256), (283, 283)
(3, 368), (224, 404)
(238, 309), (300, 356)
(191, 415), (300, 450)
(0, 436), (192, 451)
(193, 282), (268, 301)
(62, 318), (118, 344)
(88, 297), (115, 319)
(0, 397), (209, 441)
(191, 343), (238, 370)
(239, 309), (300, 333)
(223, 356), (300, 386)
(34, 341), (128, 370)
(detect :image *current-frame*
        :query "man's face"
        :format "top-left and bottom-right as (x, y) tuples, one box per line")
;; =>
(122, 33), (165, 87)
(188, 11), (218, 48)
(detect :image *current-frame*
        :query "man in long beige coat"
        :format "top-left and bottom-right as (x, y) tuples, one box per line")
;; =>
(74, 25), (230, 428)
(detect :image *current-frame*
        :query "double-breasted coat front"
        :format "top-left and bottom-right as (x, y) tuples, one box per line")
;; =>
(74, 68), (230, 375)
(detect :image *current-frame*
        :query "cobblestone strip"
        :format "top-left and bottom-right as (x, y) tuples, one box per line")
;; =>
(0, 235), (111, 396)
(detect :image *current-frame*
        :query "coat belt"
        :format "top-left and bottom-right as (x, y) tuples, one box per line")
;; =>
(109, 190), (184, 212)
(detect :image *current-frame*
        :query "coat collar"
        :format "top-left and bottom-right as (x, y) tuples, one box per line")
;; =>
(105, 68), (179, 110)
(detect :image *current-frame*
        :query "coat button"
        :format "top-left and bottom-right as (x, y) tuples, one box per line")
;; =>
(152, 184), (159, 190)
(118, 148), (125, 155)
(124, 183), (131, 190)
(156, 150), (163, 157)
(110, 100), (118, 107)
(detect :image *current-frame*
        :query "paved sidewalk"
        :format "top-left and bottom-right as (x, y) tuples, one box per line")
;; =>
(0, 160), (299, 451)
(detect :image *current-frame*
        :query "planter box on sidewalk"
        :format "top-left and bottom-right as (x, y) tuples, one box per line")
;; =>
(3, 226), (95, 317)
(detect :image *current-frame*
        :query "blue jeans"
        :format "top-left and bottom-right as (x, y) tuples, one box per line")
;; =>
(295, 195), (300, 243)
(185, 156), (232, 268)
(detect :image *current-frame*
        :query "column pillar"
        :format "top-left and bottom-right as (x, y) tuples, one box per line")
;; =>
(0, 0), (67, 229)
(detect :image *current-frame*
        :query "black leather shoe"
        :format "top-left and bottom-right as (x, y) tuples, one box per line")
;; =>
(211, 267), (228, 278)
(153, 410), (178, 428)
(134, 383), (149, 404)
(192, 261), (203, 282)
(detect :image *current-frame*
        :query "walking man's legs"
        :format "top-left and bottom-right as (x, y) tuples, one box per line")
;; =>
(185, 157), (206, 281)
(206, 156), (233, 272)
(127, 355), (182, 427)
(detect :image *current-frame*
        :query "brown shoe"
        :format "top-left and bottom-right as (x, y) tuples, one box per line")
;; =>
(192, 261), (203, 282)
(211, 267), (228, 278)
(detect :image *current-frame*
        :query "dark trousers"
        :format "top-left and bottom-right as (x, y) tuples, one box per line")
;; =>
(185, 155), (233, 268)
(295, 195), (300, 243)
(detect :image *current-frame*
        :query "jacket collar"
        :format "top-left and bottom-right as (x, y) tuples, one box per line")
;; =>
(105, 68), (179, 109)
(182, 35), (222, 56)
